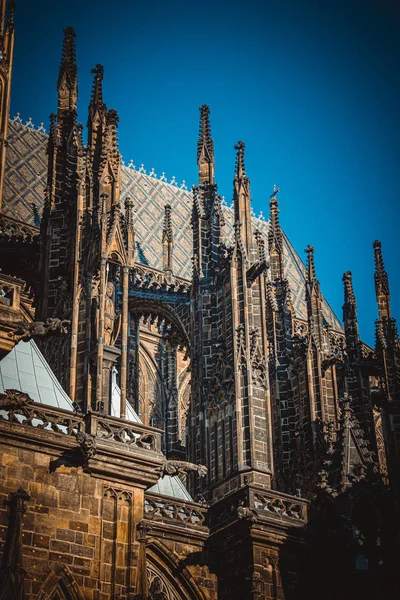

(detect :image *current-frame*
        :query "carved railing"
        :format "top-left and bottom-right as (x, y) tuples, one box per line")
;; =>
(0, 213), (40, 242)
(250, 489), (307, 523)
(86, 411), (162, 453)
(0, 396), (83, 436)
(144, 492), (207, 528)
(0, 392), (163, 455)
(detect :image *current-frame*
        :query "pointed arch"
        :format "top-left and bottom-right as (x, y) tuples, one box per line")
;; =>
(146, 539), (210, 600)
(35, 565), (84, 600)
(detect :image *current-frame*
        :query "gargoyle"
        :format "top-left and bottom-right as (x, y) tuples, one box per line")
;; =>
(10, 318), (71, 342)
(76, 431), (97, 459)
(246, 258), (268, 283)
(160, 460), (208, 479)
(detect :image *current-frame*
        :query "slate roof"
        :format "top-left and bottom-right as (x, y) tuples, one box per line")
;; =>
(2, 119), (342, 330)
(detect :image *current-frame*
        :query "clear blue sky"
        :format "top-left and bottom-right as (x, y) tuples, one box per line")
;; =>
(10, 0), (400, 346)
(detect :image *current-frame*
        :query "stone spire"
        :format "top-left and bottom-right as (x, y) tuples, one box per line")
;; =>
(268, 187), (284, 281)
(0, 0), (15, 209)
(305, 244), (317, 284)
(373, 240), (391, 321)
(57, 26), (78, 116)
(233, 141), (253, 257)
(162, 204), (173, 272)
(342, 271), (360, 361)
(88, 64), (106, 154)
(197, 104), (214, 186)
(305, 244), (324, 351)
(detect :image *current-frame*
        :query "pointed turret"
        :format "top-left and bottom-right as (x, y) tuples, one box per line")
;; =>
(342, 271), (360, 362)
(373, 240), (391, 321)
(268, 187), (284, 281)
(57, 26), (78, 117)
(233, 141), (253, 256)
(162, 204), (173, 272)
(197, 104), (214, 186)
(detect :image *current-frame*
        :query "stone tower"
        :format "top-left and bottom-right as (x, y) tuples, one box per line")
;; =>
(37, 28), (135, 415)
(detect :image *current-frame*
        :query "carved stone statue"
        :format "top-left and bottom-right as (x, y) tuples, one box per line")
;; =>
(10, 318), (70, 342)
(103, 282), (120, 345)
(161, 460), (208, 479)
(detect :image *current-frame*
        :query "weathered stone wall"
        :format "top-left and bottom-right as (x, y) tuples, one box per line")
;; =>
(0, 441), (141, 599)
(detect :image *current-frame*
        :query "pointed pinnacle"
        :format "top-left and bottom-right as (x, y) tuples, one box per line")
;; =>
(163, 204), (173, 242)
(234, 141), (246, 179)
(197, 104), (214, 163)
(58, 26), (77, 91)
(6, 0), (16, 30)
(343, 271), (356, 307)
(305, 245), (317, 282)
(373, 240), (389, 292)
(90, 64), (104, 106)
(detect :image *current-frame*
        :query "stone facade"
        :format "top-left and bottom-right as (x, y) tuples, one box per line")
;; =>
(0, 3), (399, 599)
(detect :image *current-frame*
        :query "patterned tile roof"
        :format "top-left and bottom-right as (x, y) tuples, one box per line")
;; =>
(2, 119), (342, 329)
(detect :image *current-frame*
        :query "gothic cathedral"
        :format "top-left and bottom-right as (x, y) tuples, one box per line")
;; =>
(0, 3), (399, 599)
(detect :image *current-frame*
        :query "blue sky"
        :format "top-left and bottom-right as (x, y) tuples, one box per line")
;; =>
(10, 0), (400, 346)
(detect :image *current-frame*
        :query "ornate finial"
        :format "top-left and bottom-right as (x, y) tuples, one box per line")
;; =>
(234, 141), (246, 178)
(305, 245), (316, 282)
(162, 204), (173, 243)
(90, 64), (104, 106)
(373, 239), (390, 296)
(270, 184), (281, 199)
(343, 271), (356, 307)
(342, 271), (359, 353)
(58, 26), (77, 91)
(162, 204), (173, 272)
(197, 104), (214, 163)
(106, 108), (119, 126)
(268, 191), (284, 281)
(124, 196), (134, 225)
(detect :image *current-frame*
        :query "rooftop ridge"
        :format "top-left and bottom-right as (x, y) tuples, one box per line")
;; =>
(8, 115), (269, 221)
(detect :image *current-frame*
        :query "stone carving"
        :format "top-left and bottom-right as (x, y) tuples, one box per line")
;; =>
(96, 418), (159, 451)
(207, 351), (234, 412)
(104, 281), (120, 345)
(76, 431), (97, 459)
(144, 494), (206, 526)
(160, 459), (207, 479)
(237, 500), (257, 523)
(10, 318), (70, 342)
(0, 389), (34, 410)
(147, 567), (177, 600)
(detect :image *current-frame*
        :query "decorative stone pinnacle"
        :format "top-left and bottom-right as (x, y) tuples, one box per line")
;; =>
(343, 271), (356, 306)
(197, 104), (214, 162)
(373, 240), (388, 283)
(58, 26), (77, 90)
(90, 64), (104, 106)
(163, 204), (172, 239)
(234, 140), (246, 178)
(305, 244), (317, 282)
